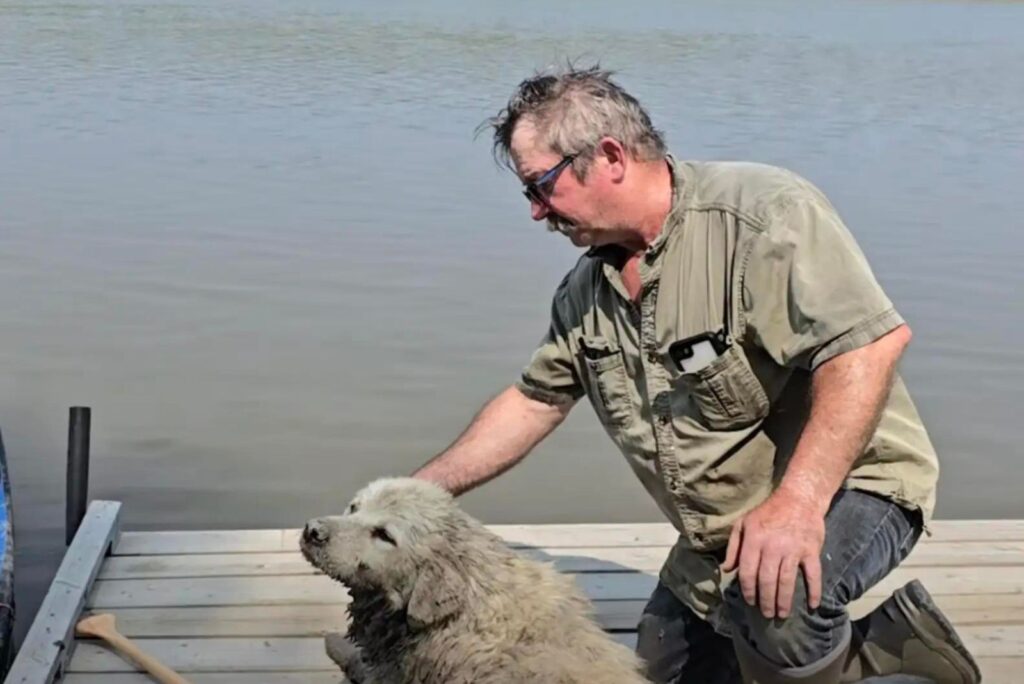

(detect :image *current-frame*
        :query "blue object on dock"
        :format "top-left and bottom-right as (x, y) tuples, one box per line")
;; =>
(0, 428), (14, 677)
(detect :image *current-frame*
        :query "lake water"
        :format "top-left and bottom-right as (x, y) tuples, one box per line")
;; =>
(2, 0), (1022, 643)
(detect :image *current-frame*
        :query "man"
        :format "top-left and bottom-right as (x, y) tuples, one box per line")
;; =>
(413, 66), (980, 684)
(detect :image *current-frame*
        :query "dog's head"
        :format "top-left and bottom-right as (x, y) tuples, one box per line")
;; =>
(301, 477), (472, 628)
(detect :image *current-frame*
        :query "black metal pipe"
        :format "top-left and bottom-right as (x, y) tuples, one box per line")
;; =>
(66, 406), (91, 546)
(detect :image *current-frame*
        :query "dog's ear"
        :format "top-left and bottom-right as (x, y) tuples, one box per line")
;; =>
(406, 561), (464, 629)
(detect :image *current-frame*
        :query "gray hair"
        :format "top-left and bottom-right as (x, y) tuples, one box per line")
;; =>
(481, 64), (667, 179)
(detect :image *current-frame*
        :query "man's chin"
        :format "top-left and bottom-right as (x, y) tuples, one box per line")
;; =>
(566, 229), (593, 247)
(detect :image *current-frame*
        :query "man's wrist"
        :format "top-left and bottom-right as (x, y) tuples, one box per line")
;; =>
(775, 478), (832, 518)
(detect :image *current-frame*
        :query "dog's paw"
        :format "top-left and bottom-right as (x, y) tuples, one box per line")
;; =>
(325, 632), (371, 683)
(325, 632), (360, 667)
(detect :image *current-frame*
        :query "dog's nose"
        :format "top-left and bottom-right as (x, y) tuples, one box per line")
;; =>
(303, 520), (330, 546)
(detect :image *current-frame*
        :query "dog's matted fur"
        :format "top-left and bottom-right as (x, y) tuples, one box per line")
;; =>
(300, 477), (649, 684)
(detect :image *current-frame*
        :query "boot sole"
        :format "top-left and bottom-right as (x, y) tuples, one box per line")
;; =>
(896, 580), (983, 683)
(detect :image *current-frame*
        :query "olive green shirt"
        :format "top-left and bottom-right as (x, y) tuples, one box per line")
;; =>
(516, 157), (939, 622)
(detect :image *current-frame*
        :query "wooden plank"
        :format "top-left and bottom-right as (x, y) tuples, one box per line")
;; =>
(57, 659), (1024, 684)
(90, 591), (1024, 640)
(850, 593), (1024, 626)
(97, 539), (1024, 580)
(68, 638), (335, 672)
(6, 501), (122, 684)
(89, 574), (350, 609)
(64, 630), (1024, 672)
(926, 520), (1024, 542)
(70, 601), (649, 638)
(88, 562), (1024, 610)
(901, 541), (1024, 568)
(112, 520), (1024, 556)
(72, 636), (638, 673)
(92, 605), (353, 638)
(962, 658), (1024, 684)
(115, 530), (300, 556)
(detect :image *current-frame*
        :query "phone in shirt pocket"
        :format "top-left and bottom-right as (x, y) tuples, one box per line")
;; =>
(668, 330), (729, 374)
(668, 330), (769, 430)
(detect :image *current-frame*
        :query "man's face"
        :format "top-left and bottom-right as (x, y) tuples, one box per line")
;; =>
(510, 121), (614, 248)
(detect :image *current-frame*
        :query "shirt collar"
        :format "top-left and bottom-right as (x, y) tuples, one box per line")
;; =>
(643, 153), (693, 260)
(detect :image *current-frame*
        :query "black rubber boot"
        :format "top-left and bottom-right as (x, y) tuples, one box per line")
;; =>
(842, 580), (982, 683)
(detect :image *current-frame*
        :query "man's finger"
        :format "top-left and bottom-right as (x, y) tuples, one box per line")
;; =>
(776, 556), (800, 619)
(722, 520), (743, 572)
(758, 555), (781, 619)
(738, 536), (762, 606)
(802, 554), (823, 610)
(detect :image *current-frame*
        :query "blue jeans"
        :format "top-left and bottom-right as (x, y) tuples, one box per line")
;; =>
(636, 489), (922, 683)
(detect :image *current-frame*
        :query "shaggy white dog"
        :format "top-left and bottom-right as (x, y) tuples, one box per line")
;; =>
(300, 477), (649, 684)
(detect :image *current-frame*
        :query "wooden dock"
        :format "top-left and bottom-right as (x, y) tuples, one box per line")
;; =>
(8, 501), (1024, 683)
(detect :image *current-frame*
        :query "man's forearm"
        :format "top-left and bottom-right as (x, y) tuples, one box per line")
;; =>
(777, 325), (912, 514)
(413, 385), (573, 496)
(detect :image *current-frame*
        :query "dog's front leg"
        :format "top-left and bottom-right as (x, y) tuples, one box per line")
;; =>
(325, 632), (375, 683)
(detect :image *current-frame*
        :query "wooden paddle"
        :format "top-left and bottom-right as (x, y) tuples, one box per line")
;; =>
(76, 613), (193, 684)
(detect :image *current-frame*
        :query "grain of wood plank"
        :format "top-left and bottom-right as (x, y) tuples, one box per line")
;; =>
(94, 591), (1024, 640)
(64, 632), (1024, 673)
(97, 539), (1024, 580)
(88, 563), (1024, 610)
(67, 638), (335, 672)
(926, 520), (1024, 542)
(76, 602), (650, 638)
(57, 660), (1024, 684)
(113, 520), (1024, 556)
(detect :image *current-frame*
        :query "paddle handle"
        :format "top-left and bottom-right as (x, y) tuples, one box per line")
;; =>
(102, 631), (192, 684)
(77, 614), (192, 684)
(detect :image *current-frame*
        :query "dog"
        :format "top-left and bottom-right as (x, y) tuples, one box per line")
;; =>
(300, 477), (649, 683)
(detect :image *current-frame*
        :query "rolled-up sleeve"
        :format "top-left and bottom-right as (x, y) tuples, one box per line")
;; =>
(515, 278), (585, 405)
(743, 196), (905, 370)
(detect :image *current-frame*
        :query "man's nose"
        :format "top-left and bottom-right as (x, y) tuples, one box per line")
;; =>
(530, 197), (549, 221)
(303, 519), (330, 546)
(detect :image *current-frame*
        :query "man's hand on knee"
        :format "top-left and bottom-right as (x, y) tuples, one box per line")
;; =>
(721, 493), (826, 619)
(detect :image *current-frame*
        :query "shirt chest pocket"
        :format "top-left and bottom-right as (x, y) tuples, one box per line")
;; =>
(578, 336), (633, 429)
(674, 343), (769, 431)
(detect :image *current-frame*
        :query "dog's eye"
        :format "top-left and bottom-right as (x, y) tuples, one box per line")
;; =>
(347, 503), (358, 514)
(371, 527), (396, 545)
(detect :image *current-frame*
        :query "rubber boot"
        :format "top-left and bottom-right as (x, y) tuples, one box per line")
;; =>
(733, 622), (851, 683)
(842, 580), (981, 683)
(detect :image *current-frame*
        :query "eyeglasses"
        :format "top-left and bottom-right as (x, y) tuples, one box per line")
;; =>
(522, 154), (576, 207)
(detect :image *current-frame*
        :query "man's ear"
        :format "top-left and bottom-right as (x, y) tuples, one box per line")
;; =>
(406, 562), (464, 630)
(596, 136), (627, 183)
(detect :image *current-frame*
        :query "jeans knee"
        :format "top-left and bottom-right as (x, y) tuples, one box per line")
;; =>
(723, 581), (845, 668)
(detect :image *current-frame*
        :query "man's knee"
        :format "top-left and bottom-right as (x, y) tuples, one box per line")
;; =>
(635, 582), (742, 683)
(723, 578), (847, 668)
(635, 584), (691, 683)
